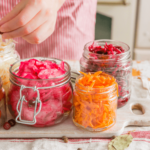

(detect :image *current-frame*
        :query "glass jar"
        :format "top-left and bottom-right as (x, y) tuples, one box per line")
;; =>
(73, 73), (118, 132)
(0, 78), (6, 126)
(80, 40), (132, 108)
(8, 57), (73, 127)
(0, 39), (20, 97)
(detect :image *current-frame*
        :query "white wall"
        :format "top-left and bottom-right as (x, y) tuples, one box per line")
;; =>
(134, 0), (150, 60)
(97, 0), (137, 58)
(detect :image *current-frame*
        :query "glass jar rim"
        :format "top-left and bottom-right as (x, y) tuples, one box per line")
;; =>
(9, 57), (71, 82)
(84, 39), (130, 57)
(75, 73), (117, 92)
(80, 56), (132, 63)
(80, 64), (132, 72)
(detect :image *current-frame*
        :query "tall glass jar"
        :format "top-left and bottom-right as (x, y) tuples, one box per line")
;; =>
(0, 78), (6, 126)
(80, 40), (132, 108)
(8, 58), (73, 127)
(73, 73), (118, 132)
(0, 38), (20, 97)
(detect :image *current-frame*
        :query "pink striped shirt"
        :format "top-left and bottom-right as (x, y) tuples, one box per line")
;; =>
(0, 0), (97, 60)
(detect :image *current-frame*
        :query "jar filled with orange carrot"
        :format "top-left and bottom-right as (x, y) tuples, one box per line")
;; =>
(73, 71), (118, 131)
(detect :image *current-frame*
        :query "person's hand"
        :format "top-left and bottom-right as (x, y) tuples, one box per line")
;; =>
(0, 0), (65, 44)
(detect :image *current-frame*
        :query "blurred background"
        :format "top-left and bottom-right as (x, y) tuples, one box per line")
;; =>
(95, 0), (148, 60)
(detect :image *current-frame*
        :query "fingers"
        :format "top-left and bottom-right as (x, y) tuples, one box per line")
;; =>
(22, 17), (56, 44)
(0, 1), (24, 26)
(0, 1), (41, 32)
(2, 10), (50, 39)
(0, 0), (60, 44)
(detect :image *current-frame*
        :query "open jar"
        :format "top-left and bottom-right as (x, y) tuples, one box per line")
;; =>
(0, 78), (6, 126)
(80, 40), (132, 108)
(0, 37), (20, 96)
(73, 72), (118, 132)
(8, 58), (73, 127)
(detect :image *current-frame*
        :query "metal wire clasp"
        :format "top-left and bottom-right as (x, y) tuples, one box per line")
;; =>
(16, 85), (42, 125)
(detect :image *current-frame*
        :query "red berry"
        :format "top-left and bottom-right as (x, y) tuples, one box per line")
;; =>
(3, 122), (11, 130)
(89, 42), (125, 55)
(8, 119), (16, 127)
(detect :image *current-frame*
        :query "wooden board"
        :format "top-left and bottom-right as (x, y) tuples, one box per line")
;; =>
(0, 98), (150, 138)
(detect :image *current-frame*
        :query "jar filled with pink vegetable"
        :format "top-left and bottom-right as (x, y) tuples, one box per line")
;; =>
(8, 58), (73, 127)
(80, 40), (132, 108)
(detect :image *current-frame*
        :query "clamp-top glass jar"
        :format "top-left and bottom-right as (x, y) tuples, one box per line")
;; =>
(0, 37), (20, 96)
(8, 58), (73, 127)
(80, 40), (132, 108)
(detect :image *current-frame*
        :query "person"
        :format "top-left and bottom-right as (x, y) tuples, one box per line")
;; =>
(0, 0), (97, 60)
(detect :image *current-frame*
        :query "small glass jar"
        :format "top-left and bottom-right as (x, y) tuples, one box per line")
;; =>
(0, 78), (6, 126)
(0, 39), (20, 96)
(8, 57), (73, 127)
(73, 73), (118, 132)
(80, 40), (132, 108)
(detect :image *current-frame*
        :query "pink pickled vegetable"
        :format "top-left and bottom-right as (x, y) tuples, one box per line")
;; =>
(9, 59), (72, 127)
(16, 59), (66, 79)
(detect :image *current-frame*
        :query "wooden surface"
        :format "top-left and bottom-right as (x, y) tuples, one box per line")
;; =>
(1, 97), (150, 138)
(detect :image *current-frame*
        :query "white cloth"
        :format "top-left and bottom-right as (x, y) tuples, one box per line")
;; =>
(0, 137), (150, 150)
(0, 139), (110, 150)
(131, 77), (150, 100)
(31, 140), (108, 150)
(132, 61), (150, 78)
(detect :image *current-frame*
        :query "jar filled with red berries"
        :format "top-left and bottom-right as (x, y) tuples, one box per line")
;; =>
(80, 40), (132, 108)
